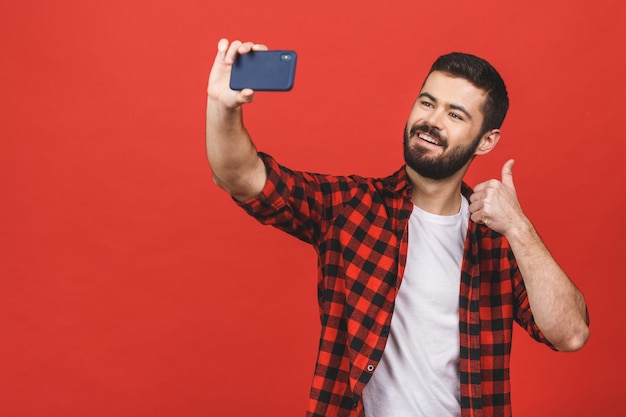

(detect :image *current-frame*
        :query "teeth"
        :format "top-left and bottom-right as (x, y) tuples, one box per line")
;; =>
(418, 133), (439, 145)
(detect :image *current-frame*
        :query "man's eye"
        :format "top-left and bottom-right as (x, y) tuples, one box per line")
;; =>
(450, 112), (463, 120)
(421, 101), (433, 108)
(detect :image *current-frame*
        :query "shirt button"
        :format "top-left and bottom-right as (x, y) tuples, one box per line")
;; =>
(367, 364), (375, 372)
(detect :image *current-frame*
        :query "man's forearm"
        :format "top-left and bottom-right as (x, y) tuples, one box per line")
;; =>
(205, 39), (269, 202)
(205, 98), (266, 202)
(506, 219), (589, 352)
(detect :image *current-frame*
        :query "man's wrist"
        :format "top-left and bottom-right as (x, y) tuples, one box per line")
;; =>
(503, 215), (537, 245)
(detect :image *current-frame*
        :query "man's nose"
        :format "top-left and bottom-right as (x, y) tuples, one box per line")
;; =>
(425, 108), (445, 130)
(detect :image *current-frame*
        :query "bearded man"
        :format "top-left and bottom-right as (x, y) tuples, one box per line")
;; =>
(205, 39), (590, 417)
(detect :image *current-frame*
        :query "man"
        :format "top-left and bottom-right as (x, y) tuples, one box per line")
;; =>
(206, 38), (589, 417)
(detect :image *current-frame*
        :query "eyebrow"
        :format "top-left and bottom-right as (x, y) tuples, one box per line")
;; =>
(418, 92), (473, 120)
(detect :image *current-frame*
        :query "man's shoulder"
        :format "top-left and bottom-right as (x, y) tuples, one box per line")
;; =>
(259, 152), (408, 193)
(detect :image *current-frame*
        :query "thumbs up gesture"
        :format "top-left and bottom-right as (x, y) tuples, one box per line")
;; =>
(469, 159), (528, 235)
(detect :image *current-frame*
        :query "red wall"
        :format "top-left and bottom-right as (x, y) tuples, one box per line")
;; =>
(1, 1), (624, 416)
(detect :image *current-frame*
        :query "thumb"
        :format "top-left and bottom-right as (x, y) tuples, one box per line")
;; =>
(502, 159), (515, 189)
(216, 38), (229, 62)
(236, 88), (256, 105)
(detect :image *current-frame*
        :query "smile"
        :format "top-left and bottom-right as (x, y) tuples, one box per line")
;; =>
(418, 132), (442, 146)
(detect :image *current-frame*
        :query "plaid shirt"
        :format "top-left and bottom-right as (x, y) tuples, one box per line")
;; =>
(237, 153), (554, 417)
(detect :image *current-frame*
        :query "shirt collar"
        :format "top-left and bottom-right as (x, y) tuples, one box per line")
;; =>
(385, 166), (475, 201)
(383, 166), (413, 199)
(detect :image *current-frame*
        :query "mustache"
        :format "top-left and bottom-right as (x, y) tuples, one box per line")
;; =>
(409, 124), (446, 145)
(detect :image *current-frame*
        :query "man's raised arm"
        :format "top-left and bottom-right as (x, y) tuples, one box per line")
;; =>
(469, 160), (590, 352)
(206, 38), (268, 202)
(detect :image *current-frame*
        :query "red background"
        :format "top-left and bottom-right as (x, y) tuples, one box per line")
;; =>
(1, 1), (624, 416)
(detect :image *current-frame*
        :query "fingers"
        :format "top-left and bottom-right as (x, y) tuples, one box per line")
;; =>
(472, 179), (497, 193)
(468, 194), (485, 218)
(468, 159), (522, 232)
(468, 194), (484, 210)
(216, 38), (229, 60)
(210, 38), (266, 107)
(219, 39), (268, 64)
(468, 194), (488, 225)
(470, 212), (488, 226)
(224, 40), (243, 64)
(251, 43), (269, 52)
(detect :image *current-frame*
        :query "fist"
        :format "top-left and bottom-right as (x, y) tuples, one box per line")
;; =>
(468, 159), (527, 235)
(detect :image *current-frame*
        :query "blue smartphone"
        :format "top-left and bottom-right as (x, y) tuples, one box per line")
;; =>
(230, 50), (297, 91)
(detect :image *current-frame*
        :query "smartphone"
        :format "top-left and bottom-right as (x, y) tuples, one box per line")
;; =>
(230, 50), (297, 91)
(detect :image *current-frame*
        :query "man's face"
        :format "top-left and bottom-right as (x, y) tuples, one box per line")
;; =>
(404, 71), (488, 180)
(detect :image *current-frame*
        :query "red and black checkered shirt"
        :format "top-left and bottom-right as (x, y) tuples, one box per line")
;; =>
(237, 153), (555, 417)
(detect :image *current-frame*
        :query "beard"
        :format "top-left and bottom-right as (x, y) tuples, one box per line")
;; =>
(403, 123), (482, 180)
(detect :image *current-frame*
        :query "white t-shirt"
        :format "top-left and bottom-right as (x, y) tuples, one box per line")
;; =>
(362, 196), (469, 417)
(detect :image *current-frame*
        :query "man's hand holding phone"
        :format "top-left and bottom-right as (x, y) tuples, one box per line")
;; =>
(208, 39), (269, 110)
(208, 38), (297, 111)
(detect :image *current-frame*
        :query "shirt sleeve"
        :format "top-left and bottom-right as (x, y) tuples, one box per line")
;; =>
(235, 152), (358, 245)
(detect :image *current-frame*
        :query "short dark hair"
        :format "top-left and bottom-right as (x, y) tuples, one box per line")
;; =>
(429, 52), (509, 135)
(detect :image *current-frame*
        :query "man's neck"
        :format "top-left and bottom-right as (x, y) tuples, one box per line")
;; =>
(405, 165), (468, 216)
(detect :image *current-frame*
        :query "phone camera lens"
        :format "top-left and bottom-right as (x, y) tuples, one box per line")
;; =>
(281, 53), (292, 61)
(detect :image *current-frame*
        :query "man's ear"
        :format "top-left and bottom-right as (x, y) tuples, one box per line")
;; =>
(474, 129), (501, 156)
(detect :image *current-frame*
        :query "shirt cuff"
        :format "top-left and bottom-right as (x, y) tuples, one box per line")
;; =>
(234, 152), (288, 215)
